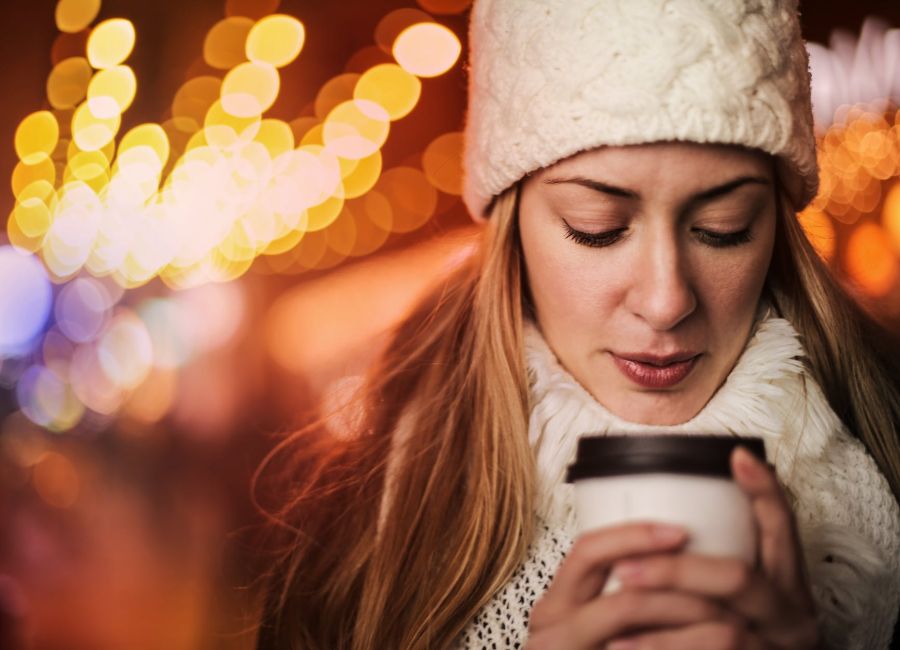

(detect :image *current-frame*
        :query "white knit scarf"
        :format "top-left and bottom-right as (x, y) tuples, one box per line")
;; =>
(523, 308), (843, 524)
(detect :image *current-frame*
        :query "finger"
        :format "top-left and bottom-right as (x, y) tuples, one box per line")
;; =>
(532, 522), (687, 629)
(732, 446), (802, 594)
(609, 553), (785, 625)
(605, 621), (768, 650)
(547, 590), (729, 649)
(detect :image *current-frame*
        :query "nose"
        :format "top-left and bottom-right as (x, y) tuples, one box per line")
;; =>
(624, 228), (697, 331)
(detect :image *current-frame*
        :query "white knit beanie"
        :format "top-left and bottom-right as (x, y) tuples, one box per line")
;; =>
(462, 0), (819, 219)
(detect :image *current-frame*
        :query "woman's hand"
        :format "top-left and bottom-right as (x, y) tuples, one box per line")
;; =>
(526, 520), (734, 649)
(526, 447), (821, 649)
(601, 447), (822, 649)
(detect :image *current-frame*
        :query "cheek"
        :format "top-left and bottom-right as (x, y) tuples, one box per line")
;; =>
(522, 230), (623, 328)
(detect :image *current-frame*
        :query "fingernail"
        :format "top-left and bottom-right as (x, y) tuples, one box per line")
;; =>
(611, 560), (643, 584)
(607, 639), (638, 650)
(652, 523), (686, 543)
(733, 447), (759, 479)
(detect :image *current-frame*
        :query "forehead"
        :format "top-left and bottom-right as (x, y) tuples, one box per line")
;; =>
(531, 142), (773, 196)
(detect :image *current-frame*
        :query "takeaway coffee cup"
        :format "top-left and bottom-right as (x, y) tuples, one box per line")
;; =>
(565, 434), (766, 594)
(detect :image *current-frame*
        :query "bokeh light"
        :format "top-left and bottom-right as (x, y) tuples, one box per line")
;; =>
(86, 64), (137, 118)
(354, 63), (421, 121)
(0, 247), (53, 356)
(845, 222), (897, 296)
(246, 14), (305, 68)
(15, 111), (59, 165)
(323, 99), (390, 159)
(54, 277), (113, 343)
(47, 57), (93, 110)
(423, 131), (463, 195)
(55, 0), (102, 34)
(97, 310), (153, 390)
(204, 17), (253, 70)
(86, 18), (136, 69)
(17, 364), (84, 431)
(221, 61), (280, 117)
(392, 22), (461, 78)
(376, 166), (437, 233)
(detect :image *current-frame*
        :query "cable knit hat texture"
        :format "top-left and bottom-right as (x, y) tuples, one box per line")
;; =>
(462, 0), (819, 219)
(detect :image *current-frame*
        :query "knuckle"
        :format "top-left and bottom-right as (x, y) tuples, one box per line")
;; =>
(611, 590), (644, 618)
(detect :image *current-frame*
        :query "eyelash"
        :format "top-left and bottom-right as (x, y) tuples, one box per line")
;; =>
(563, 224), (754, 249)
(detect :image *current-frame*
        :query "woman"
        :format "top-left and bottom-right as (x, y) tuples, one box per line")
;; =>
(255, 0), (900, 648)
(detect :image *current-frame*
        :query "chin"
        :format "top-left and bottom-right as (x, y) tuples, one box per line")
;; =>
(609, 393), (704, 426)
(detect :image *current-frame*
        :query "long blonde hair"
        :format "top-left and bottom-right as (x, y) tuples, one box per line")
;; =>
(254, 181), (900, 649)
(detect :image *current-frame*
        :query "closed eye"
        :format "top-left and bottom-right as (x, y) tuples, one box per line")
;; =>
(563, 222), (627, 248)
(693, 228), (754, 248)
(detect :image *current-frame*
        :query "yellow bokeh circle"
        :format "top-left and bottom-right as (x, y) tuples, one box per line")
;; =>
(87, 19), (137, 69)
(323, 100), (390, 160)
(246, 14), (305, 68)
(87, 65), (137, 118)
(221, 61), (280, 118)
(16, 111), (60, 165)
(72, 102), (121, 151)
(354, 63), (421, 121)
(119, 123), (171, 167)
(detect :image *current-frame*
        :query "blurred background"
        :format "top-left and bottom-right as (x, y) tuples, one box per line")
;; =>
(1, 1), (900, 648)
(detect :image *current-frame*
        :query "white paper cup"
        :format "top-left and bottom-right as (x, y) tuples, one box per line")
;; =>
(566, 434), (765, 594)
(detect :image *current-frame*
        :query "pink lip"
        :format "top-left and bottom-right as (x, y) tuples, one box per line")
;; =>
(611, 352), (700, 389)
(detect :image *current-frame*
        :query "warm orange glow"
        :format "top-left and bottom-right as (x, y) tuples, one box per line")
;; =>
(172, 76), (221, 127)
(12, 157), (57, 198)
(314, 73), (359, 120)
(340, 150), (382, 198)
(32, 451), (80, 508)
(798, 208), (836, 261)
(423, 131), (463, 195)
(845, 222), (897, 296)
(417, 0), (473, 13)
(375, 8), (433, 54)
(55, 0), (101, 34)
(225, 0), (280, 20)
(882, 182), (900, 253)
(376, 167), (437, 233)
(203, 17), (253, 70)
(392, 22), (461, 78)
(47, 57), (93, 110)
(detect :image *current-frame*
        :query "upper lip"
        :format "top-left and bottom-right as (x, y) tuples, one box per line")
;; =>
(612, 351), (701, 366)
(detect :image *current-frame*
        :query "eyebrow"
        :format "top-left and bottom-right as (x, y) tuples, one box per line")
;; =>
(542, 175), (771, 204)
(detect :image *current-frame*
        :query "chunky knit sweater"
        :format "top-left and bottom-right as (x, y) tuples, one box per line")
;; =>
(455, 313), (900, 649)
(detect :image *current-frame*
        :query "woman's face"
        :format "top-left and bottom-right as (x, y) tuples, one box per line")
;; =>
(519, 142), (777, 425)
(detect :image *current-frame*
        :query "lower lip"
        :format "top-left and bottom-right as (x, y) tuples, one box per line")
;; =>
(611, 354), (699, 389)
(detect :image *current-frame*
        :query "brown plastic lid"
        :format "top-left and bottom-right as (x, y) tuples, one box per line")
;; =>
(565, 434), (767, 482)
